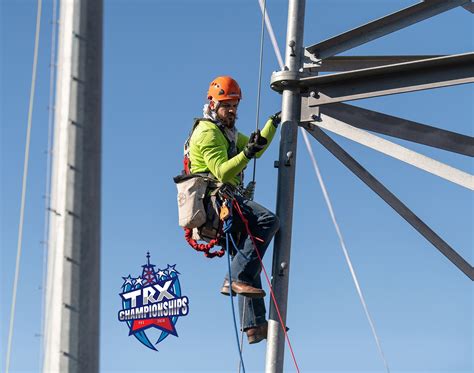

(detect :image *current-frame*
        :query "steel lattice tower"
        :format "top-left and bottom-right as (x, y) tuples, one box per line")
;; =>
(266, 1), (473, 372)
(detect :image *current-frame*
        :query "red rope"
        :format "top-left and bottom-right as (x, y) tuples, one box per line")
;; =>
(232, 200), (300, 373)
(184, 228), (225, 258)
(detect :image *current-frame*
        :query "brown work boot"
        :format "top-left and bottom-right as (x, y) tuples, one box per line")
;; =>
(220, 280), (236, 296)
(246, 322), (268, 344)
(220, 280), (266, 298)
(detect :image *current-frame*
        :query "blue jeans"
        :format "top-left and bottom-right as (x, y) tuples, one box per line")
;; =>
(225, 195), (280, 330)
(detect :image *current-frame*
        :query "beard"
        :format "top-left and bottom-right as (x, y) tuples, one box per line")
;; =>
(220, 114), (236, 128)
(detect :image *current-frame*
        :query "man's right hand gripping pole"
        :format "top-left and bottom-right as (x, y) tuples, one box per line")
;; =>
(243, 130), (268, 159)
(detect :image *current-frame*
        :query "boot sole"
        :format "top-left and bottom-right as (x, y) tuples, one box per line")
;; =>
(220, 286), (236, 296)
(220, 286), (266, 298)
(248, 335), (266, 344)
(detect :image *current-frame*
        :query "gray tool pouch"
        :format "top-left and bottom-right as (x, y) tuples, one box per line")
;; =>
(174, 174), (209, 229)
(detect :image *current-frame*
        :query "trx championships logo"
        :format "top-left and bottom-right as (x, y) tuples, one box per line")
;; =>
(118, 252), (189, 350)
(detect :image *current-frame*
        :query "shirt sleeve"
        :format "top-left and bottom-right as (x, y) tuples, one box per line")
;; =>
(236, 118), (277, 158)
(196, 127), (250, 183)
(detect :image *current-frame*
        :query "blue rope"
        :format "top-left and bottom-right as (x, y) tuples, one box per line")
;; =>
(228, 232), (250, 261)
(226, 232), (246, 373)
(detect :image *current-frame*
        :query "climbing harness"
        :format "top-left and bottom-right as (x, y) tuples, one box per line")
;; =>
(177, 117), (246, 258)
(182, 118), (202, 175)
(183, 117), (244, 181)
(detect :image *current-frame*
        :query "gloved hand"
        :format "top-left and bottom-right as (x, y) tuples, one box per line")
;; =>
(270, 111), (282, 127)
(243, 181), (256, 200)
(243, 130), (268, 159)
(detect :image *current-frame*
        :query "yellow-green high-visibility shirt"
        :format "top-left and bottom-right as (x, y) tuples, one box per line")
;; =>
(189, 118), (276, 186)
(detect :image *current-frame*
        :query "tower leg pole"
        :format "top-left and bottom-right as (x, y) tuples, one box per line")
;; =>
(43, 0), (102, 371)
(265, 0), (305, 372)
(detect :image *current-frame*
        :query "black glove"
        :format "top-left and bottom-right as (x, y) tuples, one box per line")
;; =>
(243, 130), (268, 159)
(270, 111), (281, 127)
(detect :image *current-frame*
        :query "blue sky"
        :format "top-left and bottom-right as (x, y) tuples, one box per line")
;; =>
(1, 0), (473, 372)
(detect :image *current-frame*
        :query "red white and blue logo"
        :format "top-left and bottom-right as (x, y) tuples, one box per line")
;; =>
(118, 252), (189, 350)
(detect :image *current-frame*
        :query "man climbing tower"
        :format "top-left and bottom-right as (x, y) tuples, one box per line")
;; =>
(187, 76), (281, 344)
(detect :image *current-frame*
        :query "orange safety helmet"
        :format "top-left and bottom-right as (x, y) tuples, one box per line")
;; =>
(207, 76), (242, 101)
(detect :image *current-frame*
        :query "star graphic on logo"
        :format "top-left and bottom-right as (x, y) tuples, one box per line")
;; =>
(134, 276), (144, 286)
(166, 264), (180, 275)
(122, 275), (134, 287)
(157, 269), (167, 278)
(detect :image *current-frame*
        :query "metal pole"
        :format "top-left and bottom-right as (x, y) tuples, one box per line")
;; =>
(265, 0), (305, 372)
(43, 0), (102, 372)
